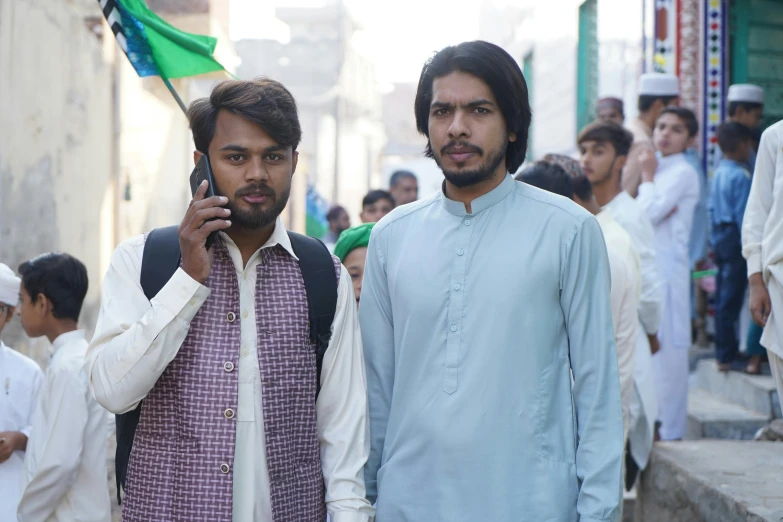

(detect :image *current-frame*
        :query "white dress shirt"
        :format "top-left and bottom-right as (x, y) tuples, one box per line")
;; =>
(0, 342), (44, 522)
(597, 210), (641, 435)
(742, 120), (783, 358)
(18, 330), (111, 522)
(86, 217), (373, 522)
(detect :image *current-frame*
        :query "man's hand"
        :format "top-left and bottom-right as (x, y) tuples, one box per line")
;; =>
(0, 431), (27, 464)
(647, 334), (661, 355)
(179, 180), (232, 284)
(639, 146), (658, 184)
(749, 272), (771, 327)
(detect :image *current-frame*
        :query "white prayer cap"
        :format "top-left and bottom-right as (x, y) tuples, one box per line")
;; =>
(727, 84), (764, 104)
(638, 73), (680, 97)
(0, 263), (21, 306)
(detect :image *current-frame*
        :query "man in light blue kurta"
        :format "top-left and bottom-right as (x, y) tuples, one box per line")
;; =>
(359, 41), (623, 522)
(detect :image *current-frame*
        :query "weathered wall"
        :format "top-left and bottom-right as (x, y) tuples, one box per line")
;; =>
(0, 0), (114, 365)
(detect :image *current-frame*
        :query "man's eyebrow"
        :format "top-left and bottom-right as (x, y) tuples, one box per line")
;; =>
(264, 144), (288, 153)
(431, 101), (453, 110)
(464, 98), (495, 109)
(219, 144), (248, 152)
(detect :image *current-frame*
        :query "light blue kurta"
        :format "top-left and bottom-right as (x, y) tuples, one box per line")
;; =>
(359, 175), (624, 522)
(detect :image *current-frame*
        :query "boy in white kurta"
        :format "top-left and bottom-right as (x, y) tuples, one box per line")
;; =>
(637, 107), (701, 441)
(0, 264), (44, 521)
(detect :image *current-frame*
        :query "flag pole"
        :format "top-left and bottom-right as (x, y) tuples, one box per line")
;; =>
(161, 76), (188, 115)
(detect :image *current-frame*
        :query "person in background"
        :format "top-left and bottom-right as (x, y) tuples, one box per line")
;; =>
(715, 84), (765, 168)
(519, 163), (640, 438)
(360, 189), (395, 223)
(388, 170), (419, 206)
(709, 122), (756, 372)
(361, 40), (623, 522)
(623, 73), (680, 197)
(333, 223), (375, 305)
(597, 96), (625, 126)
(16, 253), (111, 522)
(0, 263), (44, 522)
(576, 120), (661, 487)
(324, 205), (351, 251)
(637, 107), (700, 441)
(742, 119), (783, 409)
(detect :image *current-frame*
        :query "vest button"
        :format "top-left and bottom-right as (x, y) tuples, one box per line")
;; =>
(220, 463), (230, 474)
(227, 312), (236, 323)
(223, 361), (234, 372)
(224, 408), (235, 419)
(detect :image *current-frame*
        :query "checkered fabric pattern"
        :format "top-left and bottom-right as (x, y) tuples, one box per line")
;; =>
(122, 241), (340, 522)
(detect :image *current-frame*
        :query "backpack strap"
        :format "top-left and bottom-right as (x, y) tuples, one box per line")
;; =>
(287, 231), (339, 396)
(115, 226), (181, 504)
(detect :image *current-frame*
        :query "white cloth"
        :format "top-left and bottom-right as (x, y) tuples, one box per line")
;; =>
(0, 264), (20, 307)
(623, 118), (655, 198)
(86, 217), (374, 522)
(742, 120), (783, 359)
(597, 210), (640, 435)
(727, 84), (764, 104)
(18, 331), (111, 522)
(768, 351), (783, 419)
(638, 73), (679, 96)
(0, 342), (43, 522)
(604, 192), (661, 467)
(638, 152), (700, 440)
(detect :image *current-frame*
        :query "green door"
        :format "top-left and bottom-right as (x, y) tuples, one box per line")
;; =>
(730, 0), (783, 129)
(576, 0), (598, 134)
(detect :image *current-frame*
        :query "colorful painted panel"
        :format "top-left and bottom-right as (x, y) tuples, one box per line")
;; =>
(654, 0), (679, 74)
(703, 0), (727, 175)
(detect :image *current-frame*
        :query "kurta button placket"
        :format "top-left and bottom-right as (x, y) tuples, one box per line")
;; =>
(444, 213), (475, 394)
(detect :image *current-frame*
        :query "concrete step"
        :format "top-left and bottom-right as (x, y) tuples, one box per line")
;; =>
(686, 388), (769, 440)
(695, 358), (781, 419)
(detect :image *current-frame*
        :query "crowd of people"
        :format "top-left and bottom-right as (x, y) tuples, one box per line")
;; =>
(0, 38), (781, 522)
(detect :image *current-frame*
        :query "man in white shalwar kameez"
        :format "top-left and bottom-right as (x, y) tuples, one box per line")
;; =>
(0, 263), (44, 522)
(637, 107), (701, 441)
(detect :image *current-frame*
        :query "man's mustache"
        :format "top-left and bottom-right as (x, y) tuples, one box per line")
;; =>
(235, 184), (276, 199)
(441, 141), (483, 155)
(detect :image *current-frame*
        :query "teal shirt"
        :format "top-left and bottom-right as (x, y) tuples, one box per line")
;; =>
(359, 175), (623, 522)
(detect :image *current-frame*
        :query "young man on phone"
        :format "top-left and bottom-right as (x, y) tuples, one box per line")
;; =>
(87, 78), (373, 522)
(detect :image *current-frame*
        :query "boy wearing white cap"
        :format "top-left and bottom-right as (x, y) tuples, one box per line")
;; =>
(0, 263), (44, 522)
(715, 84), (765, 169)
(742, 118), (783, 414)
(623, 73), (680, 197)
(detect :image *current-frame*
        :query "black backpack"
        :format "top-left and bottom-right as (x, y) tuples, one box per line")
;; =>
(114, 226), (338, 504)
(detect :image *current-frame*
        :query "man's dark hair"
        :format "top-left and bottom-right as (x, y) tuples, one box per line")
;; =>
(362, 189), (395, 208)
(326, 205), (346, 223)
(414, 40), (532, 174)
(187, 77), (302, 154)
(660, 106), (699, 137)
(571, 174), (594, 201)
(728, 101), (763, 118)
(516, 162), (573, 199)
(717, 121), (755, 154)
(18, 253), (88, 322)
(638, 95), (678, 113)
(577, 121), (634, 157)
(389, 170), (417, 187)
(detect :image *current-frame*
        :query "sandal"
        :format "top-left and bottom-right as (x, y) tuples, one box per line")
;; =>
(745, 355), (762, 375)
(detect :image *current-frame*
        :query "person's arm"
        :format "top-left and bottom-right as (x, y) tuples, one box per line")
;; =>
(21, 368), (44, 439)
(318, 267), (374, 522)
(742, 129), (776, 276)
(733, 169), (753, 231)
(631, 216), (662, 338)
(637, 165), (687, 225)
(17, 369), (87, 522)
(622, 141), (651, 198)
(358, 226), (394, 505)
(86, 238), (210, 413)
(560, 217), (624, 522)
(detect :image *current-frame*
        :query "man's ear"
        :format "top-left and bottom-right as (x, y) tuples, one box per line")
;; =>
(193, 150), (203, 166)
(509, 132), (518, 143)
(291, 150), (299, 176)
(35, 294), (50, 317)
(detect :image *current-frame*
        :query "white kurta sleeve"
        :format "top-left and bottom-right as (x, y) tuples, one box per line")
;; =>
(637, 169), (688, 225)
(86, 237), (211, 414)
(20, 368), (44, 438)
(317, 268), (375, 522)
(742, 126), (777, 276)
(17, 369), (86, 522)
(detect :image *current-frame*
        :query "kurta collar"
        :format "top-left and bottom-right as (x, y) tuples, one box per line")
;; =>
(219, 216), (299, 269)
(51, 329), (86, 355)
(595, 209), (615, 228)
(657, 152), (686, 168)
(441, 174), (516, 217)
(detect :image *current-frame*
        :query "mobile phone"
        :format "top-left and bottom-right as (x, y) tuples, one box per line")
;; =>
(189, 154), (220, 249)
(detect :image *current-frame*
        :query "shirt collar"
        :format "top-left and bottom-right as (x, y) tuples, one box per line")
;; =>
(596, 208), (615, 228)
(440, 174), (516, 217)
(51, 329), (86, 354)
(219, 216), (298, 264)
(657, 152), (686, 168)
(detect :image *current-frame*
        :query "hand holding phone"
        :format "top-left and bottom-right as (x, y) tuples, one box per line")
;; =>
(189, 155), (220, 250)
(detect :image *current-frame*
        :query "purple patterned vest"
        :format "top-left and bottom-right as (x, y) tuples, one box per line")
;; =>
(122, 241), (340, 522)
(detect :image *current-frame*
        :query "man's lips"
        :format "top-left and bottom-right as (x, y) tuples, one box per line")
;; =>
(446, 150), (476, 162)
(240, 193), (269, 204)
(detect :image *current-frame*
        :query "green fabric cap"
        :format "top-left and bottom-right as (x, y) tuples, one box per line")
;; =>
(333, 223), (375, 262)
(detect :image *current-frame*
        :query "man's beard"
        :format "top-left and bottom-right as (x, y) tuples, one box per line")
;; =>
(434, 140), (508, 188)
(590, 158), (619, 187)
(226, 183), (291, 230)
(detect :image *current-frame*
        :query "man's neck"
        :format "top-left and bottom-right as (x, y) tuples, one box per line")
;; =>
(723, 153), (748, 164)
(444, 167), (506, 214)
(592, 179), (623, 208)
(225, 223), (276, 267)
(45, 320), (79, 345)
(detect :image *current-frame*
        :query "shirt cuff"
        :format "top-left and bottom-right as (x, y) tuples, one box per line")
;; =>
(330, 512), (374, 522)
(20, 426), (32, 438)
(746, 252), (763, 278)
(152, 268), (210, 323)
(637, 181), (654, 194)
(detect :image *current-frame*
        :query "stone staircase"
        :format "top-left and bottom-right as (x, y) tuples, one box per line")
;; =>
(686, 358), (781, 440)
